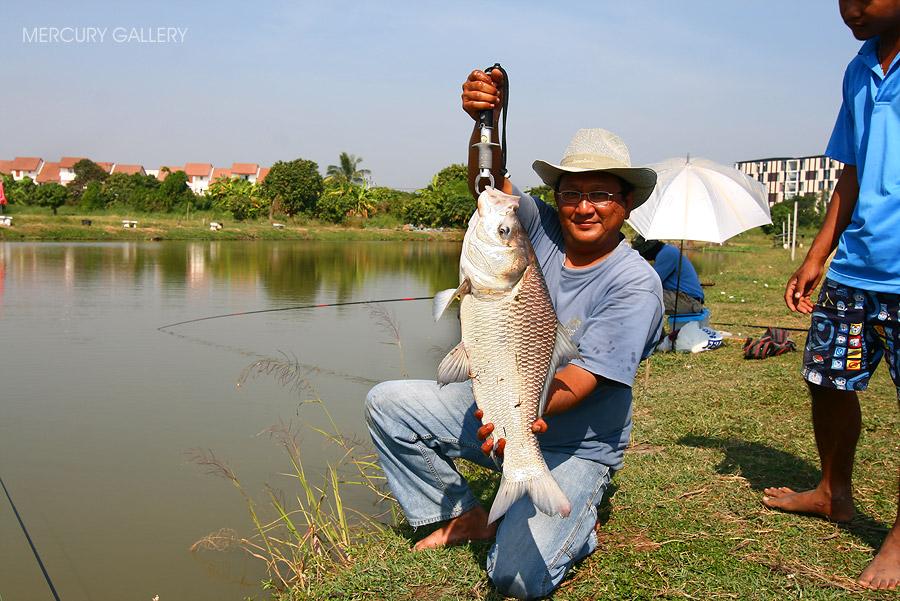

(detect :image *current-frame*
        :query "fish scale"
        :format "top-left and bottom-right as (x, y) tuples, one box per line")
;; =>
(463, 265), (556, 479)
(433, 186), (580, 524)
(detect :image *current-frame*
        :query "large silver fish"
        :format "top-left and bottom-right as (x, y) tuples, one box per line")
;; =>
(433, 186), (580, 524)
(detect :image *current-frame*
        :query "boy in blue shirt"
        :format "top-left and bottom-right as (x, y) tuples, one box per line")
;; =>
(762, 0), (900, 590)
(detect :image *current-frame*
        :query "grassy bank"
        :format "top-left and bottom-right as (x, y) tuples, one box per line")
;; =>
(276, 234), (899, 600)
(0, 211), (463, 242)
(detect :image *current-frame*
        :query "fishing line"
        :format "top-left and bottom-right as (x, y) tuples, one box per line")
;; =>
(0, 472), (62, 601)
(157, 296), (433, 331)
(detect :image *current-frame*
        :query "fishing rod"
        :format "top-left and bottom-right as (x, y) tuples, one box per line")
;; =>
(0, 472), (62, 601)
(157, 296), (434, 331)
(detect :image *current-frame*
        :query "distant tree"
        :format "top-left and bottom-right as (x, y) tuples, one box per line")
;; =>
(208, 176), (267, 221)
(67, 159), (109, 204)
(368, 186), (410, 216)
(317, 181), (359, 223)
(79, 181), (105, 211)
(12, 177), (37, 206)
(34, 182), (68, 214)
(326, 152), (371, 186)
(103, 173), (161, 211)
(155, 170), (194, 211)
(525, 184), (554, 206)
(260, 159), (324, 216)
(317, 180), (375, 223)
(404, 166), (475, 227)
(762, 194), (825, 235)
(434, 163), (467, 187)
(439, 184), (477, 226)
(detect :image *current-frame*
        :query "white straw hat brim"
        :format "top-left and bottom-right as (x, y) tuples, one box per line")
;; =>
(532, 155), (657, 209)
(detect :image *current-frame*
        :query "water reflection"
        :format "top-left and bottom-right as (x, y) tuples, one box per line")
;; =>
(0, 240), (463, 601)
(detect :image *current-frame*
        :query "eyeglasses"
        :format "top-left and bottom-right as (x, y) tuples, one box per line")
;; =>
(557, 190), (623, 207)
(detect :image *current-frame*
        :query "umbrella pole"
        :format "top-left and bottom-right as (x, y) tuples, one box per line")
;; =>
(669, 239), (685, 346)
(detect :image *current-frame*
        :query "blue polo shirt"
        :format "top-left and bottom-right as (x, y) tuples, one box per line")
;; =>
(826, 37), (900, 292)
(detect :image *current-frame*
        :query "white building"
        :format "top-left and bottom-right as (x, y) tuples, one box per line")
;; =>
(184, 163), (213, 194)
(734, 155), (843, 206)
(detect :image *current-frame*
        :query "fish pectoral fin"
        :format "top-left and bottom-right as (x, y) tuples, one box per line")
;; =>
(538, 322), (584, 416)
(432, 281), (470, 322)
(437, 342), (471, 385)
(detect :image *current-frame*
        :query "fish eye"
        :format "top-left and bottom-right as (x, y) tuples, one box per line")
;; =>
(498, 225), (511, 237)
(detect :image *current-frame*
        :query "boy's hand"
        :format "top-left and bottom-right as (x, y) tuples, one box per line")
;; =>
(785, 259), (823, 314)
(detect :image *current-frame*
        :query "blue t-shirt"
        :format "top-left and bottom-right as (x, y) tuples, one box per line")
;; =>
(653, 243), (704, 300)
(513, 185), (664, 470)
(826, 37), (900, 292)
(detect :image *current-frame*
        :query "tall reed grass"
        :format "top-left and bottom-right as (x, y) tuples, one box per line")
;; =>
(185, 305), (407, 595)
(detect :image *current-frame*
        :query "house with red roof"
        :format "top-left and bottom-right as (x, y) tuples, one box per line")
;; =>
(111, 164), (146, 176)
(8, 157), (43, 181)
(35, 162), (62, 184)
(210, 167), (232, 185)
(184, 163), (213, 194)
(231, 163), (259, 183)
(257, 167), (270, 183)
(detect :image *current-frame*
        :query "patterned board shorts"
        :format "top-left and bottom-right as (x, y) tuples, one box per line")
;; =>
(802, 278), (900, 397)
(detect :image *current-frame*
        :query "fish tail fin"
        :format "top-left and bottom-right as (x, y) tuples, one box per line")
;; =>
(488, 476), (527, 524)
(527, 470), (571, 519)
(487, 470), (571, 524)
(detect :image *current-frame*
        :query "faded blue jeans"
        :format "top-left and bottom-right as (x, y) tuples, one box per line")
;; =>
(365, 379), (612, 600)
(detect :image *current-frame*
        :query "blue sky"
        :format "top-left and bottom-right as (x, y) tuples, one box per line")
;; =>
(2, 1), (861, 191)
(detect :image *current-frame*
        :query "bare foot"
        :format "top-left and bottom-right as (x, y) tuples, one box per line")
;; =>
(858, 529), (900, 590)
(761, 486), (855, 522)
(413, 505), (498, 550)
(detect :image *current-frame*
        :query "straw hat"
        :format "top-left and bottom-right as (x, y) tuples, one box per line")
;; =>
(532, 128), (657, 209)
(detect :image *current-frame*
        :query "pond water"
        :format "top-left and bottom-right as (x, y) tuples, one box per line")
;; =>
(0, 240), (463, 601)
(0, 239), (735, 600)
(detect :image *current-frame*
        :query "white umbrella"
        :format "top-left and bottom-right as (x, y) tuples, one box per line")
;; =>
(627, 155), (771, 244)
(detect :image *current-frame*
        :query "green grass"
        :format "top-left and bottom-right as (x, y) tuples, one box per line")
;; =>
(277, 232), (900, 600)
(175, 229), (897, 600)
(0, 210), (462, 242)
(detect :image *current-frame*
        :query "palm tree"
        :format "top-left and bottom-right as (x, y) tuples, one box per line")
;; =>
(326, 152), (371, 187)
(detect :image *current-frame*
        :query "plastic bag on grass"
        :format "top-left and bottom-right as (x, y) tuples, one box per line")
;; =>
(657, 321), (727, 353)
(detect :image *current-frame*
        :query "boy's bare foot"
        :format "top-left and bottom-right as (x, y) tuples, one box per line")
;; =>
(413, 505), (497, 550)
(858, 529), (900, 590)
(761, 486), (855, 522)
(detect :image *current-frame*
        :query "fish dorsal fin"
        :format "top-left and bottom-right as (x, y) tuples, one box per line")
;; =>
(432, 280), (470, 322)
(538, 322), (583, 416)
(437, 341), (471, 385)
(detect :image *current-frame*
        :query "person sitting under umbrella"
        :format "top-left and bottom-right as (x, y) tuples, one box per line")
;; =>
(632, 235), (704, 315)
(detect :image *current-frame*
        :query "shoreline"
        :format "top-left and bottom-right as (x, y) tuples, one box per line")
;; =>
(0, 214), (464, 242)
